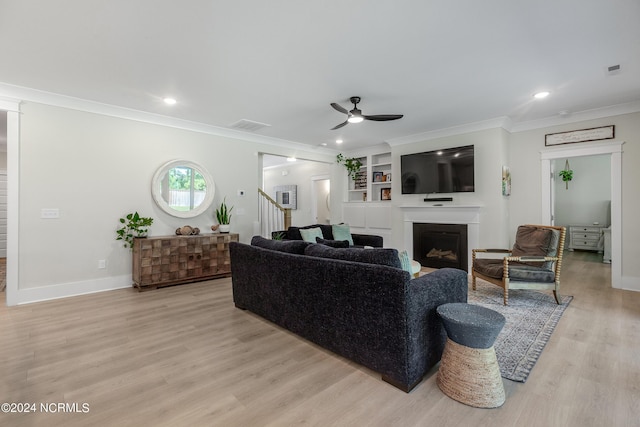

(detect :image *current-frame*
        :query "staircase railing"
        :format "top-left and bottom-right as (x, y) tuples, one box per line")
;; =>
(258, 188), (292, 238)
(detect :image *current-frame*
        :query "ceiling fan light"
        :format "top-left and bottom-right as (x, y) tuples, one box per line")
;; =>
(347, 115), (364, 124)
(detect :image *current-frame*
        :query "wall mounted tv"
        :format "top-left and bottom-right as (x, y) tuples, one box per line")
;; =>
(401, 145), (475, 194)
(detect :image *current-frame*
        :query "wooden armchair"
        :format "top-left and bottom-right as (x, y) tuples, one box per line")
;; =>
(472, 224), (566, 305)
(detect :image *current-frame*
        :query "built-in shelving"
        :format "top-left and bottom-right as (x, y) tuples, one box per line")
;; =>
(346, 151), (392, 202)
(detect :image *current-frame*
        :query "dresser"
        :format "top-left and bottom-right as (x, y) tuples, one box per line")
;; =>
(568, 225), (604, 252)
(132, 233), (239, 290)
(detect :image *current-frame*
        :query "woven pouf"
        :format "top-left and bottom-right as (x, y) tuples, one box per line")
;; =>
(436, 303), (506, 408)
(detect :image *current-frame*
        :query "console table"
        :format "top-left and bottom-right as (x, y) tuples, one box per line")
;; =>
(568, 225), (604, 252)
(132, 233), (239, 291)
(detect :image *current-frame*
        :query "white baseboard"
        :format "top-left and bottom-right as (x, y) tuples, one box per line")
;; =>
(14, 275), (133, 305)
(620, 275), (640, 292)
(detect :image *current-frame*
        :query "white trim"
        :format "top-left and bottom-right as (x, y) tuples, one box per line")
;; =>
(387, 117), (512, 146)
(13, 275), (133, 305)
(0, 82), (337, 156)
(512, 101), (640, 133)
(5, 102), (20, 306)
(540, 140), (624, 289)
(621, 276), (640, 292)
(400, 205), (481, 272)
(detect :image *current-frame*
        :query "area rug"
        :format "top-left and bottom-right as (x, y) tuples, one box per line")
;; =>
(467, 280), (573, 382)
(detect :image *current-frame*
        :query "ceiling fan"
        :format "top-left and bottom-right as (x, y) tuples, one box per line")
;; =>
(330, 96), (403, 130)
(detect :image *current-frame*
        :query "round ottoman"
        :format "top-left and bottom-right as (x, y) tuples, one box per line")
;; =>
(436, 302), (506, 408)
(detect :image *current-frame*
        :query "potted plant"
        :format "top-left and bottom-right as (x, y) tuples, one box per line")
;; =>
(336, 154), (363, 181)
(116, 212), (154, 250)
(215, 197), (233, 233)
(559, 159), (573, 189)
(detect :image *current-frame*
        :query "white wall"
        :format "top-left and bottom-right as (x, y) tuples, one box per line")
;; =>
(385, 127), (511, 252)
(509, 112), (640, 288)
(12, 101), (336, 303)
(263, 160), (331, 226)
(553, 155), (611, 228)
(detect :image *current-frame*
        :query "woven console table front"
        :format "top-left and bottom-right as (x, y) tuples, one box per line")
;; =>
(132, 233), (238, 291)
(436, 302), (506, 408)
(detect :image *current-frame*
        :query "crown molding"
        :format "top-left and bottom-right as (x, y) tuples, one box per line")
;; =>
(386, 116), (513, 146)
(509, 101), (640, 132)
(0, 82), (338, 157)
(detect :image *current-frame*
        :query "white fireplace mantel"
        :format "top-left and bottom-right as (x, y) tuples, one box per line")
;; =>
(401, 204), (482, 272)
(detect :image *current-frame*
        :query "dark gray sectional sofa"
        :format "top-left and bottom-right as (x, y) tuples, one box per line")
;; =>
(229, 236), (468, 392)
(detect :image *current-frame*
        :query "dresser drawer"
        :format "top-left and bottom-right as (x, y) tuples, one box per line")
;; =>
(571, 226), (601, 233)
(571, 232), (600, 241)
(571, 240), (599, 249)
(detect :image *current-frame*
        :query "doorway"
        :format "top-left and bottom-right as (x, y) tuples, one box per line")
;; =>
(541, 141), (623, 288)
(311, 176), (330, 225)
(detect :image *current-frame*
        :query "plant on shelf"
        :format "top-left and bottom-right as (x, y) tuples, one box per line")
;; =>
(116, 212), (154, 250)
(559, 159), (573, 189)
(336, 153), (363, 181)
(215, 197), (234, 232)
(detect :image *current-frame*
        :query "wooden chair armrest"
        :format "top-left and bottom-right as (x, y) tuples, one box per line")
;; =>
(473, 248), (511, 254)
(505, 256), (559, 263)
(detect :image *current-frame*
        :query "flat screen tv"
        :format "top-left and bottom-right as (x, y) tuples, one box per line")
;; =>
(401, 145), (475, 194)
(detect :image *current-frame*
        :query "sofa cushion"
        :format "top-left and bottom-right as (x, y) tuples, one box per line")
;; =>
(316, 237), (350, 248)
(251, 235), (312, 254)
(474, 258), (555, 282)
(332, 224), (354, 246)
(305, 244), (401, 269)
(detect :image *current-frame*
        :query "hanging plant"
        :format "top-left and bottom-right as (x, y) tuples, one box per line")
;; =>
(559, 159), (573, 189)
(336, 154), (363, 181)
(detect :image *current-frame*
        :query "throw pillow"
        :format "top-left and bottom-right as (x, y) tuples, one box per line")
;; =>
(316, 237), (350, 248)
(398, 250), (414, 275)
(299, 227), (323, 243)
(332, 223), (354, 246)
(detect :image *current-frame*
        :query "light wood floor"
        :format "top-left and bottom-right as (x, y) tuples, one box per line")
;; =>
(1, 251), (638, 427)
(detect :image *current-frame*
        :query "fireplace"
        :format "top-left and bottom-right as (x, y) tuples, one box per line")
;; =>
(413, 223), (468, 272)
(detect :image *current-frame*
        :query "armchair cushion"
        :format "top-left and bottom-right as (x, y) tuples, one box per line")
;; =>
(511, 225), (553, 257)
(474, 259), (555, 283)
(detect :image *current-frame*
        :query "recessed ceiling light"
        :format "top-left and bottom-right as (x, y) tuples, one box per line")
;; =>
(533, 91), (550, 99)
(320, 143), (328, 146)
(336, 139), (343, 144)
(286, 157), (297, 162)
(163, 97), (177, 105)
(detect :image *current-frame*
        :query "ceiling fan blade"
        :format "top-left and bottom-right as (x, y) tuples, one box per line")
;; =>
(331, 120), (349, 130)
(330, 103), (349, 114)
(362, 114), (404, 122)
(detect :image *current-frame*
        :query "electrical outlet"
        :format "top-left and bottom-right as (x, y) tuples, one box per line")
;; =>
(98, 260), (106, 269)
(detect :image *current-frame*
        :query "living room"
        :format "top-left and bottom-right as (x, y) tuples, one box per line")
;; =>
(1, 1), (640, 425)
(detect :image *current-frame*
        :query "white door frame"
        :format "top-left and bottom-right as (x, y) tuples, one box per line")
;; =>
(1, 97), (20, 306)
(540, 140), (624, 289)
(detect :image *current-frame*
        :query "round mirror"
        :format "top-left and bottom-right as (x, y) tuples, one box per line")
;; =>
(151, 160), (215, 218)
